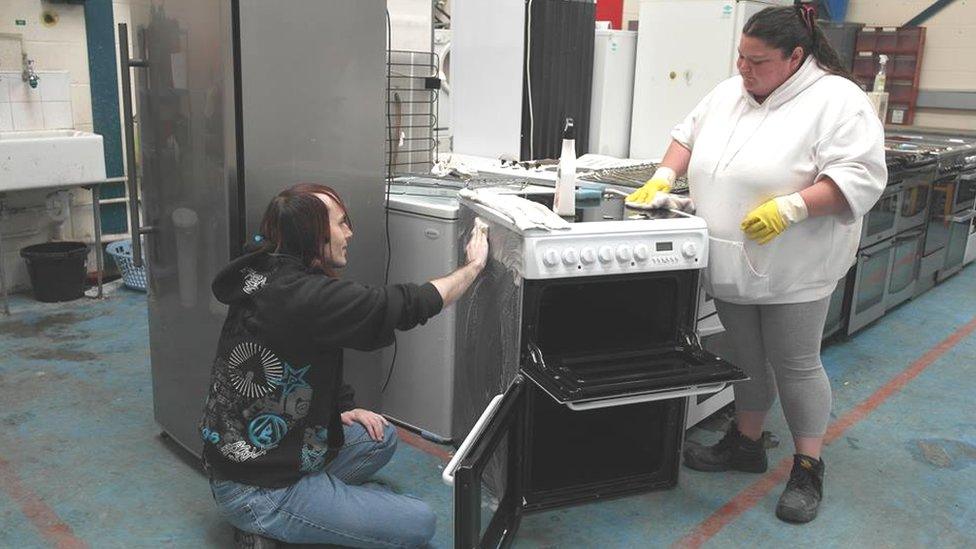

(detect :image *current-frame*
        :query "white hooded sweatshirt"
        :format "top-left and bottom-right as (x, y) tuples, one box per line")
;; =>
(673, 56), (887, 305)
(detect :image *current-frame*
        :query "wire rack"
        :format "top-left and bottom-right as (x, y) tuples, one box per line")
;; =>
(387, 50), (440, 175)
(579, 162), (689, 194)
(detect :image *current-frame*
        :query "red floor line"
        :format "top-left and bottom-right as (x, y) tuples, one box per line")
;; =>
(395, 426), (453, 462)
(674, 315), (976, 549)
(0, 456), (88, 549)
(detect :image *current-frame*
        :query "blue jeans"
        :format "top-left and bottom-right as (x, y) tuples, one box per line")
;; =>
(210, 423), (436, 548)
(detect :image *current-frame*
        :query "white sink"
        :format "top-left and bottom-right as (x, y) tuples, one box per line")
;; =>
(0, 129), (107, 192)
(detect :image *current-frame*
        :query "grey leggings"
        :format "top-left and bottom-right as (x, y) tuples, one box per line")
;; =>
(714, 297), (832, 438)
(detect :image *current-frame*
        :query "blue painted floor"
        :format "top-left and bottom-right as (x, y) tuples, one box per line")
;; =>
(1, 264), (974, 548)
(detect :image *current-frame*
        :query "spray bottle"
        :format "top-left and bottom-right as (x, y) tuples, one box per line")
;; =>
(553, 117), (576, 218)
(874, 54), (888, 93)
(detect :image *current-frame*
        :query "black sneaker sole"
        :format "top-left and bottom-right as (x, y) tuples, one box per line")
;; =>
(775, 505), (818, 523)
(683, 449), (769, 473)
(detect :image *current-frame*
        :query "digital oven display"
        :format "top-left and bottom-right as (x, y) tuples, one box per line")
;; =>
(656, 242), (673, 252)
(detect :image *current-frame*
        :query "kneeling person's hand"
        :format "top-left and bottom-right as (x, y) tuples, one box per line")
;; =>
(341, 408), (390, 441)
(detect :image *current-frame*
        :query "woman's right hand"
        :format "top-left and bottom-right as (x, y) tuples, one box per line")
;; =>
(626, 178), (672, 204)
(466, 218), (489, 271)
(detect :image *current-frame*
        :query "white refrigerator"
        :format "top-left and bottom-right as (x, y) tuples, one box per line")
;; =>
(629, 0), (788, 160)
(589, 29), (638, 158)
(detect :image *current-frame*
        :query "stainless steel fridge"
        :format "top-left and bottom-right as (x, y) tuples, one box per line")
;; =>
(120, 0), (388, 457)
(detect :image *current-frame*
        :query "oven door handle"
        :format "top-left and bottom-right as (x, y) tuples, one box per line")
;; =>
(947, 211), (976, 224)
(895, 229), (925, 242)
(564, 382), (728, 411)
(442, 393), (505, 487)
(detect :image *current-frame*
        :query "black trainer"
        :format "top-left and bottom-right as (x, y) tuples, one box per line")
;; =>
(776, 454), (825, 523)
(234, 527), (278, 549)
(683, 421), (768, 473)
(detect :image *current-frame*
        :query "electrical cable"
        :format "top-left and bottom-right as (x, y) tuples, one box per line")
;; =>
(382, 9), (398, 394)
(528, 2), (535, 155)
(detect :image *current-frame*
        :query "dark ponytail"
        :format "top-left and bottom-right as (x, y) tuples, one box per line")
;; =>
(743, 5), (856, 83)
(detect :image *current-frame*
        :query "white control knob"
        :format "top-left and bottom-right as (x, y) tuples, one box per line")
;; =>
(633, 244), (649, 261)
(543, 249), (559, 267)
(681, 242), (698, 258)
(562, 249), (579, 266)
(598, 246), (613, 263)
(580, 248), (596, 264)
(616, 245), (632, 262)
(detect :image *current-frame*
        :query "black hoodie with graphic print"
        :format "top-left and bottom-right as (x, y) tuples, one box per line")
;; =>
(199, 249), (443, 488)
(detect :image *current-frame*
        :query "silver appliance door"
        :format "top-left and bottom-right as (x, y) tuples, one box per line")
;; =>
(924, 178), (954, 257)
(847, 239), (894, 336)
(918, 178), (954, 293)
(937, 210), (976, 281)
(953, 172), (976, 212)
(965, 211), (976, 266)
(237, 0), (387, 408)
(135, 0), (239, 456)
(895, 171), (932, 233)
(861, 184), (901, 248)
(886, 229), (923, 308)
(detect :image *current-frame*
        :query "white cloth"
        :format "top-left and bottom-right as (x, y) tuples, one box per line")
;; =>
(671, 57), (887, 305)
(626, 191), (695, 213)
(458, 188), (571, 232)
(431, 157), (478, 178)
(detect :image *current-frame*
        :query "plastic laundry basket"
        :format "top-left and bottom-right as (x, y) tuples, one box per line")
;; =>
(106, 239), (148, 292)
(19, 242), (90, 302)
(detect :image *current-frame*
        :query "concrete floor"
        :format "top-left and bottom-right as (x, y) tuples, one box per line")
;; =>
(1, 264), (974, 548)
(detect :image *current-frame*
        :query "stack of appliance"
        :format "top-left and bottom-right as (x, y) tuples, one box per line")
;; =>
(828, 131), (974, 339)
(887, 134), (975, 291)
(844, 146), (938, 335)
(443, 188), (746, 545)
(905, 134), (976, 284)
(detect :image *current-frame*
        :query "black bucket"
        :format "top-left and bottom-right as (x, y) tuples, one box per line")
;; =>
(19, 242), (90, 303)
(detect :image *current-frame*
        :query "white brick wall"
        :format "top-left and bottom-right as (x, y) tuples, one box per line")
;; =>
(0, 1), (97, 292)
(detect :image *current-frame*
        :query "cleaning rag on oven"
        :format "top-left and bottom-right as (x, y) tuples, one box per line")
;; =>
(626, 191), (696, 213)
(459, 188), (571, 231)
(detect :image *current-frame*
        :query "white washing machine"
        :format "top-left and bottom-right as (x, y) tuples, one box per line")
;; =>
(382, 182), (461, 442)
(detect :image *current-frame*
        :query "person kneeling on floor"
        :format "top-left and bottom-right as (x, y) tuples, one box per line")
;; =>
(199, 183), (488, 547)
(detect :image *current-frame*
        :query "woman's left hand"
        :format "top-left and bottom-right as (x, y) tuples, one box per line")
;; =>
(341, 408), (390, 441)
(741, 193), (809, 245)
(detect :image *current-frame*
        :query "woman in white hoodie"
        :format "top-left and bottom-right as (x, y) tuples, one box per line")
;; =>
(628, 6), (886, 523)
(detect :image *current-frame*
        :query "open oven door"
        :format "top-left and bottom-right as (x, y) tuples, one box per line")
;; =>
(443, 376), (527, 548)
(521, 339), (747, 411)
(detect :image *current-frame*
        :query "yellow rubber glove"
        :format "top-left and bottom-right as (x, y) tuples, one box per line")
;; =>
(626, 167), (677, 204)
(741, 193), (808, 245)
(626, 178), (672, 204)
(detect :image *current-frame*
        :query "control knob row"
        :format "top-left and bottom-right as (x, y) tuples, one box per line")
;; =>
(542, 241), (698, 268)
